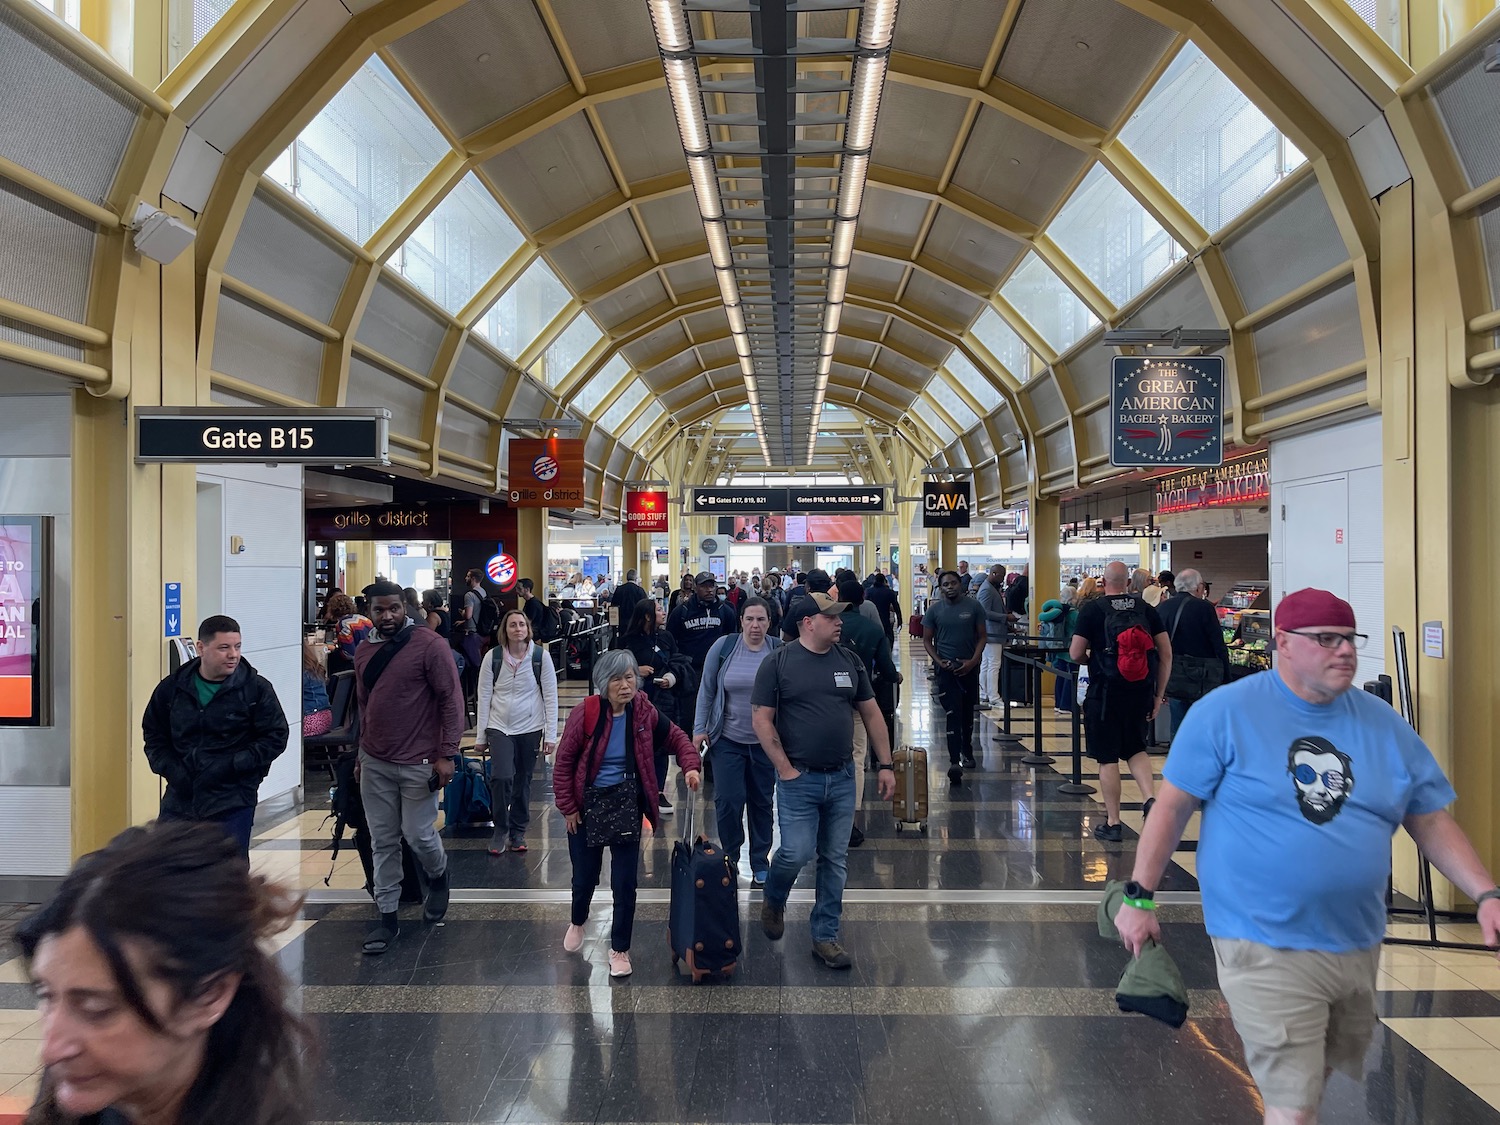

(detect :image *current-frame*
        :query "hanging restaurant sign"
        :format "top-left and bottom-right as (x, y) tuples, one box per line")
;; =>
(623, 490), (670, 534)
(1155, 454), (1270, 514)
(1110, 355), (1224, 468)
(921, 481), (972, 528)
(507, 437), (585, 508)
(136, 407), (390, 464)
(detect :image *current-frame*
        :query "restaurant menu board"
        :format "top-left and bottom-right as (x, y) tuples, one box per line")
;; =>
(0, 518), (47, 724)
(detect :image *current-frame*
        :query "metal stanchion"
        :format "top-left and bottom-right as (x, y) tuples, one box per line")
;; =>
(992, 647), (1024, 745)
(1019, 654), (1054, 766)
(1056, 670), (1095, 795)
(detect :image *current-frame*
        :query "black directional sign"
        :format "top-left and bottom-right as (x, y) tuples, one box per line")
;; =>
(136, 407), (390, 465)
(691, 486), (889, 514)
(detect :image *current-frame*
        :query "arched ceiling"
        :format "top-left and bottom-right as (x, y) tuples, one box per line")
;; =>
(155, 0), (1405, 512)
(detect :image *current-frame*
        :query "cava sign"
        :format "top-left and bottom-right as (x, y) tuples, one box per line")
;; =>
(136, 408), (390, 465)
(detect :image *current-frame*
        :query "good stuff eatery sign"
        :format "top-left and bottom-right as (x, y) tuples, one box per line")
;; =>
(691, 486), (889, 514)
(136, 407), (390, 464)
(1110, 356), (1224, 468)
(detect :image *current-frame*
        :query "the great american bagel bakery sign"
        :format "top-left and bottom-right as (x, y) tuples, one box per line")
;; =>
(1109, 355), (1224, 468)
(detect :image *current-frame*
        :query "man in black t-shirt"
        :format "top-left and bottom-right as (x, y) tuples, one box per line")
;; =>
(752, 593), (894, 970)
(1070, 561), (1172, 842)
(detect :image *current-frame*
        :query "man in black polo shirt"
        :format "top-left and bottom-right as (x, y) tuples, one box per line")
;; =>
(752, 593), (895, 969)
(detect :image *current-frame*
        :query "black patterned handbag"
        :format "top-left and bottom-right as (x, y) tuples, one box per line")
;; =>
(583, 705), (642, 848)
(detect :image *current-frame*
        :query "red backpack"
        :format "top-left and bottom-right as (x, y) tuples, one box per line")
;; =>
(1100, 596), (1155, 684)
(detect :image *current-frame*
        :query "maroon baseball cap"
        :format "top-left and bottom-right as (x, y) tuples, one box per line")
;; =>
(1275, 588), (1356, 632)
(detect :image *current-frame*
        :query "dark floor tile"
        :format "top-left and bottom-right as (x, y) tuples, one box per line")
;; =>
(773, 1075), (863, 1124)
(946, 1080), (1061, 1125)
(501, 1078), (608, 1124)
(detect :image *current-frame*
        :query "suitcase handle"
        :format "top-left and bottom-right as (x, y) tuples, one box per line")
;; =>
(679, 782), (698, 845)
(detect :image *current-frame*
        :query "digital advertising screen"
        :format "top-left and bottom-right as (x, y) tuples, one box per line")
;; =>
(729, 516), (786, 543)
(0, 517), (47, 725)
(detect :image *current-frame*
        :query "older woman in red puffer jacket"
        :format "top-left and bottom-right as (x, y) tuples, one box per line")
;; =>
(553, 648), (701, 979)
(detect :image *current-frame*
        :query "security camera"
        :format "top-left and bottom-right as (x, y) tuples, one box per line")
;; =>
(1487, 39), (1500, 73)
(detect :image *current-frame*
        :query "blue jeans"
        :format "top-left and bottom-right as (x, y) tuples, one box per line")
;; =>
(1169, 696), (1190, 738)
(764, 761), (857, 944)
(159, 804), (255, 858)
(712, 736), (776, 873)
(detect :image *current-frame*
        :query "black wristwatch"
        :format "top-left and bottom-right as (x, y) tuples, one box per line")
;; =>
(1123, 881), (1155, 902)
(877, 762), (894, 772)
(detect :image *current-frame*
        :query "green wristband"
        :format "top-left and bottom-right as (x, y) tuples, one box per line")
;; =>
(1122, 895), (1157, 911)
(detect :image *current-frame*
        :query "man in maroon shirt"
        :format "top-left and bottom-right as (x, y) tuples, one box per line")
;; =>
(355, 581), (466, 954)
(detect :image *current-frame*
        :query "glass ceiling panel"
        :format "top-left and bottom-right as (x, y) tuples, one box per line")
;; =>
(923, 409), (956, 448)
(942, 351), (1001, 413)
(971, 307), (1032, 381)
(1001, 253), (1099, 355)
(598, 379), (650, 434)
(621, 402), (665, 451)
(1119, 44), (1305, 233)
(573, 354), (630, 417)
(478, 257), (570, 360)
(926, 374), (980, 433)
(537, 311), (603, 389)
(1048, 164), (1180, 308)
(396, 173), (524, 313)
(269, 59), (449, 245)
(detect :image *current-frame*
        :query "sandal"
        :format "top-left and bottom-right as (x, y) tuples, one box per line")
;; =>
(362, 913), (399, 956)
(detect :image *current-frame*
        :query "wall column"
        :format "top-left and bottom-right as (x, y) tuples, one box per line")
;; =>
(619, 530), (642, 580)
(514, 507), (547, 594)
(1028, 488), (1060, 631)
(897, 503), (912, 594)
(939, 528), (958, 573)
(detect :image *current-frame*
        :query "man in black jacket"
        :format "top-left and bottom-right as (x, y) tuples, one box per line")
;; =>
(142, 615), (289, 856)
(1155, 568), (1232, 735)
(609, 568), (648, 624)
(666, 571), (737, 736)
(865, 572), (902, 643)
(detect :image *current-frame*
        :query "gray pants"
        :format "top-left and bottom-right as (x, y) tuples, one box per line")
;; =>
(358, 752), (447, 914)
(486, 728), (542, 845)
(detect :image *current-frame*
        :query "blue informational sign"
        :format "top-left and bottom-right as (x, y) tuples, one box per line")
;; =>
(1110, 355), (1225, 468)
(164, 582), (182, 638)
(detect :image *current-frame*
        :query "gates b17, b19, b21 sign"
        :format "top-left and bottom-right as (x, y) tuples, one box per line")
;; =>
(922, 481), (971, 528)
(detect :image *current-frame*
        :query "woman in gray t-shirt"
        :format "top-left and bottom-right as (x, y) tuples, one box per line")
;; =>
(693, 598), (780, 885)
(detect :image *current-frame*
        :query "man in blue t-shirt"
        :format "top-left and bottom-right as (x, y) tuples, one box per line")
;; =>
(1116, 588), (1500, 1122)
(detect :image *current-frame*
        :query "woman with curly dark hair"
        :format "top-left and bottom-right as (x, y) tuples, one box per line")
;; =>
(16, 820), (315, 1125)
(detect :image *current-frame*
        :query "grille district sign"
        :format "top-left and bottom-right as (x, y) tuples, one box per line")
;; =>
(507, 438), (585, 508)
(1109, 356), (1224, 468)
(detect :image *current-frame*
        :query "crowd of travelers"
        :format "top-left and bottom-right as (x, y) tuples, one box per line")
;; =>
(13, 552), (1500, 1125)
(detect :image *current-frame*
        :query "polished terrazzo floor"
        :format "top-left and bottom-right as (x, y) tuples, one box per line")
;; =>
(2, 640), (1500, 1123)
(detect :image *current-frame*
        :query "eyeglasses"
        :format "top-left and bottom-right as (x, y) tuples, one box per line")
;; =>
(1283, 629), (1368, 650)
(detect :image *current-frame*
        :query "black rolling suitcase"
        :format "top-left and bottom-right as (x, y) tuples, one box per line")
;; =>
(669, 791), (741, 983)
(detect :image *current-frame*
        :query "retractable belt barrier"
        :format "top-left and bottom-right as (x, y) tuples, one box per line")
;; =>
(994, 645), (1095, 795)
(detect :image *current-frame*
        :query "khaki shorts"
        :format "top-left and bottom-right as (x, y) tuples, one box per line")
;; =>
(1213, 937), (1381, 1110)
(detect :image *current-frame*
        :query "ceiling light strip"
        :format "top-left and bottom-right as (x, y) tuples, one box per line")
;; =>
(650, 0), (770, 463)
(807, 1), (899, 463)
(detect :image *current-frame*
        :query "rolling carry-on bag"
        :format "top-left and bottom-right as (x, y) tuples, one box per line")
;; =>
(891, 716), (928, 833)
(669, 791), (741, 983)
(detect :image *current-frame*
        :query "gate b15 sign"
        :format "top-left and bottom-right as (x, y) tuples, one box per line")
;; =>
(136, 407), (390, 464)
(1110, 356), (1224, 468)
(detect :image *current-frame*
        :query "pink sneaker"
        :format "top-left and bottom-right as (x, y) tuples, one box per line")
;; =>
(608, 950), (632, 978)
(563, 923), (585, 953)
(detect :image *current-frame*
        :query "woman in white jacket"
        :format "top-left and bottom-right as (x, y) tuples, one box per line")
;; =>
(476, 609), (559, 856)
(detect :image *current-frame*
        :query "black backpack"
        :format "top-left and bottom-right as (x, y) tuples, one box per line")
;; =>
(538, 602), (563, 641)
(1099, 596), (1155, 686)
(475, 596), (501, 638)
(324, 750), (424, 903)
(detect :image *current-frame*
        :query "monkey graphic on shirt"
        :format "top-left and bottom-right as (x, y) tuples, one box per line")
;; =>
(1286, 736), (1355, 825)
